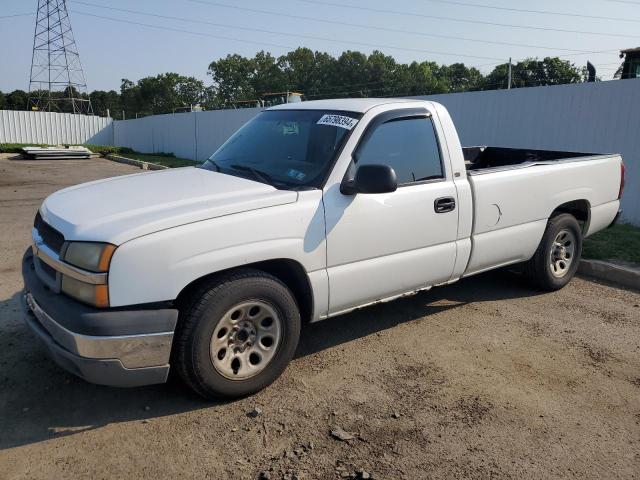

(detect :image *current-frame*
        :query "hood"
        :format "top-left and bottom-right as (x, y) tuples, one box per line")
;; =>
(40, 167), (298, 245)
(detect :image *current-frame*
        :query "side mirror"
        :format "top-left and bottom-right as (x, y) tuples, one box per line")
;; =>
(341, 164), (398, 195)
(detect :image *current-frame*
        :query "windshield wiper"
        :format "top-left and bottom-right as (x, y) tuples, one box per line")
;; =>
(229, 164), (274, 185)
(205, 159), (221, 172)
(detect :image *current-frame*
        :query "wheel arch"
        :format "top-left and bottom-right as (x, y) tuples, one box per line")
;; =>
(550, 199), (591, 234)
(174, 258), (314, 324)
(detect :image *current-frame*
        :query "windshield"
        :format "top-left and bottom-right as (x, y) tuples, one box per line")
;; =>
(201, 109), (361, 188)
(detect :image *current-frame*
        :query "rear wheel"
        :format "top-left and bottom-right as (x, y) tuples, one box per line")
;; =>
(174, 270), (301, 399)
(523, 213), (582, 291)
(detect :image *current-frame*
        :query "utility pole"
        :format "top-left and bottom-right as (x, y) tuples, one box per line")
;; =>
(507, 57), (512, 90)
(28, 0), (93, 115)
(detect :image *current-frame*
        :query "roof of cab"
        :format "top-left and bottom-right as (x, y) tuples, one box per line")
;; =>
(266, 98), (426, 113)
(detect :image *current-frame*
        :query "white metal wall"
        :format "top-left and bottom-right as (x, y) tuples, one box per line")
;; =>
(418, 78), (640, 225)
(113, 108), (261, 162)
(0, 110), (113, 145)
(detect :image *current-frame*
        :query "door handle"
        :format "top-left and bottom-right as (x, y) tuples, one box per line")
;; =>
(434, 196), (456, 213)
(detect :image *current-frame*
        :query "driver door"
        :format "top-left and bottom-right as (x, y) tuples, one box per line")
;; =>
(323, 109), (459, 315)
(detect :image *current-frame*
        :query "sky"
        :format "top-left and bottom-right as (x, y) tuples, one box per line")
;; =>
(0, 0), (638, 93)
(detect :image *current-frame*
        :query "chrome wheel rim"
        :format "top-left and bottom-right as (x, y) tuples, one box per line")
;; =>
(549, 229), (576, 278)
(210, 300), (282, 380)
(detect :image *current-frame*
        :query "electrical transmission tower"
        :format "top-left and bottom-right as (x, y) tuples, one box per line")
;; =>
(28, 0), (93, 115)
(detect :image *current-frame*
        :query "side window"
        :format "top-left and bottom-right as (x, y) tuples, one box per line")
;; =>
(355, 117), (443, 184)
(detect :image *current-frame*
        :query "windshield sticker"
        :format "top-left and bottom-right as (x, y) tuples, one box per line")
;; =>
(281, 122), (299, 135)
(287, 168), (306, 181)
(317, 114), (358, 130)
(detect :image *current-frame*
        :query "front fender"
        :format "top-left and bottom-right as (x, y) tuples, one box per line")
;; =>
(108, 191), (326, 308)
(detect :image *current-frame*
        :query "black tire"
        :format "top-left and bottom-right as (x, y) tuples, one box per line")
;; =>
(523, 213), (583, 291)
(174, 269), (301, 400)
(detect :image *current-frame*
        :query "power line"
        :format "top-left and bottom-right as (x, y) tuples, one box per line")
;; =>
(68, 6), (505, 61)
(69, 1), (622, 78)
(69, 0), (599, 56)
(186, 0), (630, 52)
(294, 0), (640, 39)
(417, 0), (640, 23)
(68, 10), (295, 51)
(182, 0), (622, 69)
(0, 12), (33, 19)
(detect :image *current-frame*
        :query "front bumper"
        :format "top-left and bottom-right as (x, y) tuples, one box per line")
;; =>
(22, 249), (178, 387)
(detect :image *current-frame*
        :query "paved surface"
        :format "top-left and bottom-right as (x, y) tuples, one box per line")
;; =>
(0, 153), (639, 480)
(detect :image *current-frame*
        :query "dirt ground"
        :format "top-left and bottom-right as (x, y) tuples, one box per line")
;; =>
(0, 153), (638, 480)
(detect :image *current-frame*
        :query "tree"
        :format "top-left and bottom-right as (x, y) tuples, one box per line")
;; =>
(251, 51), (286, 95)
(0, 91), (6, 110)
(208, 54), (257, 104)
(484, 57), (585, 90)
(90, 90), (121, 117)
(365, 51), (398, 97)
(278, 48), (336, 98)
(5, 90), (29, 110)
(396, 61), (446, 97)
(440, 63), (484, 92)
(119, 79), (141, 117)
(331, 51), (369, 97)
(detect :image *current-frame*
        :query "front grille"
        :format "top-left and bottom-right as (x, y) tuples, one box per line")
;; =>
(39, 258), (57, 280)
(34, 211), (65, 254)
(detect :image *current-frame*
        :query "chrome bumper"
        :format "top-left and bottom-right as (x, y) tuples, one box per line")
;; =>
(24, 292), (173, 369)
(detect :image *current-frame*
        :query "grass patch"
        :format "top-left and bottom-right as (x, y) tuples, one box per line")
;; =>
(0, 143), (135, 155)
(113, 152), (199, 168)
(83, 144), (136, 155)
(0, 143), (48, 153)
(583, 223), (640, 264)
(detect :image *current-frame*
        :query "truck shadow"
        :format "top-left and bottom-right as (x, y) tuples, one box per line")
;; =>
(296, 269), (542, 357)
(0, 270), (541, 450)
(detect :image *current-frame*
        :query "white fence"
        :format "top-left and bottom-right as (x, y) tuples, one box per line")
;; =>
(0, 110), (112, 145)
(113, 108), (261, 162)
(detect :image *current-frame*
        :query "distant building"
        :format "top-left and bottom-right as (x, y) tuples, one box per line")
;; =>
(619, 47), (640, 79)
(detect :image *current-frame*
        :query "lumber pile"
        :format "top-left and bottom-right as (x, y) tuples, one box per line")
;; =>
(22, 146), (93, 160)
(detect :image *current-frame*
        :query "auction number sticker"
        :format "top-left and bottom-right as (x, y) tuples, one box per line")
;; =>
(317, 114), (358, 130)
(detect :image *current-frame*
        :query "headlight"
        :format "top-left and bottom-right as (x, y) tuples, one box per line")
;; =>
(60, 241), (115, 307)
(61, 276), (110, 308)
(64, 242), (116, 272)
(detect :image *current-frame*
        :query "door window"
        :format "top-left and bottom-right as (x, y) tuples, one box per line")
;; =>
(355, 117), (443, 185)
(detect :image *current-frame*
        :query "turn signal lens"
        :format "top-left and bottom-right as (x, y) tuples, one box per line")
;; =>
(98, 244), (116, 271)
(61, 276), (110, 308)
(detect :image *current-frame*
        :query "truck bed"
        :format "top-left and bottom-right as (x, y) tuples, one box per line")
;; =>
(463, 146), (600, 173)
(461, 150), (622, 276)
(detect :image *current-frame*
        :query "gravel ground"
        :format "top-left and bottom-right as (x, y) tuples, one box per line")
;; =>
(0, 153), (639, 480)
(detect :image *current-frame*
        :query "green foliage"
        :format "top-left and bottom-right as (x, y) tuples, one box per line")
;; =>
(483, 57), (585, 90)
(3, 90), (29, 110)
(89, 90), (121, 117)
(119, 73), (206, 117)
(207, 48), (506, 105)
(1, 50), (587, 116)
(0, 143), (48, 153)
(83, 144), (136, 155)
(583, 223), (640, 264)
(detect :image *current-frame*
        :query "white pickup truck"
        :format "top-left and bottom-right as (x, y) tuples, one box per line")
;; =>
(22, 98), (624, 399)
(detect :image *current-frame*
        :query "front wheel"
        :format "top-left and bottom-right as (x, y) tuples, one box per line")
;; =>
(523, 213), (583, 291)
(174, 270), (301, 399)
